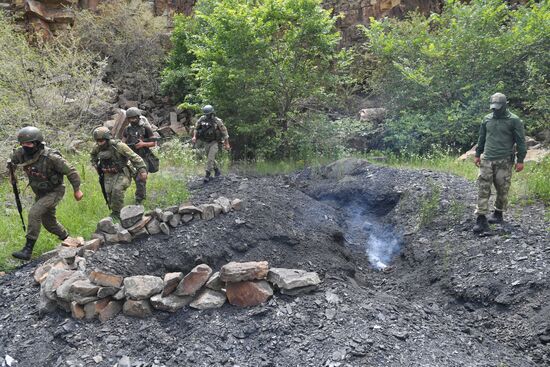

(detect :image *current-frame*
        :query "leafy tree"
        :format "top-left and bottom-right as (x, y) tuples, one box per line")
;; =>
(362, 0), (550, 155)
(163, 0), (342, 159)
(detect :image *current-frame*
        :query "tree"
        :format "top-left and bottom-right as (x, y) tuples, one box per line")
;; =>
(164, 0), (341, 159)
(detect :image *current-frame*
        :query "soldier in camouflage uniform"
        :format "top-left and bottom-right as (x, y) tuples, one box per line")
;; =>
(122, 107), (157, 204)
(191, 105), (230, 183)
(473, 93), (526, 233)
(9, 126), (84, 260)
(90, 127), (147, 221)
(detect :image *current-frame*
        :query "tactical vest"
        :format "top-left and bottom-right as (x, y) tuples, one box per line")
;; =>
(97, 141), (130, 174)
(22, 147), (64, 194)
(196, 117), (221, 142)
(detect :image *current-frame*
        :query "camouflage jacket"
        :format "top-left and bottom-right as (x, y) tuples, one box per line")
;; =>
(195, 115), (229, 142)
(10, 145), (81, 195)
(90, 139), (147, 175)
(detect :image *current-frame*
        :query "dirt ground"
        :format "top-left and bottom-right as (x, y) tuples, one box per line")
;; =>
(1, 158), (548, 367)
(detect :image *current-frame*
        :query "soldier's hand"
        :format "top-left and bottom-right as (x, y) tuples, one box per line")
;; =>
(474, 157), (481, 167)
(139, 171), (148, 182)
(191, 136), (197, 144)
(224, 141), (231, 151)
(74, 190), (84, 201)
(135, 140), (145, 149)
(515, 163), (524, 172)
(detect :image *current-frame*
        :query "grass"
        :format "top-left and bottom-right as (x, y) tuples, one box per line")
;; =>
(0, 150), (192, 272)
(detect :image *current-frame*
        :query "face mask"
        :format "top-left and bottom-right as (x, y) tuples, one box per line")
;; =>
(23, 145), (38, 155)
(492, 106), (507, 118)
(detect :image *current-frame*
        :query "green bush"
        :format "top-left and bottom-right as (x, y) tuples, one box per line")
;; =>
(363, 0), (550, 154)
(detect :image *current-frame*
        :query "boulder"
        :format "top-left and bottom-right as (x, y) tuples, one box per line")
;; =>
(146, 218), (162, 235)
(205, 272), (224, 291)
(56, 271), (87, 301)
(41, 268), (75, 300)
(190, 289), (226, 310)
(124, 275), (164, 300)
(267, 268), (321, 290)
(120, 205), (145, 228)
(199, 204), (216, 220)
(89, 271), (123, 288)
(123, 299), (153, 318)
(150, 293), (192, 312)
(99, 300), (123, 322)
(178, 205), (203, 215)
(97, 217), (118, 234)
(69, 279), (100, 305)
(162, 272), (183, 297)
(174, 264), (212, 296)
(159, 211), (174, 223)
(220, 261), (269, 283)
(214, 197), (232, 213)
(226, 281), (273, 307)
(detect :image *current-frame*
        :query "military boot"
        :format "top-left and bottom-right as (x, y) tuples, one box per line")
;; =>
(12, 238), (36, 261)
(214, 168), (221, 178)
(487, 210), (504, 224)
(472, 215), (489, 234)
(203, 171), (211, 183)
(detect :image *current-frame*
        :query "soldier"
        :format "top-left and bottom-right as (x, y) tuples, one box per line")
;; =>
(122, 107), (158, 204)
(191, 105), (230, 183)
(472, 92), (526, 233)
(8, 126), (83, 260)
(90, 127), (148, 221)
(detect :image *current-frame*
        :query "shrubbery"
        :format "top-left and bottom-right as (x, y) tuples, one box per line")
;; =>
(363, 0), (549, 155)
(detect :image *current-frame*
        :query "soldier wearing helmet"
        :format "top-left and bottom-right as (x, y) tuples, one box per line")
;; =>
(90, 126), (148, 220)
(472, 92), (526, 233)
(191, 104), (231, 183)
(122, 108), (158, 204)
(8, 126), (83, 260)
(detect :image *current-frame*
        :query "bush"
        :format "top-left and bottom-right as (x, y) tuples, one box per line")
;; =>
(363, 0), (550, 154)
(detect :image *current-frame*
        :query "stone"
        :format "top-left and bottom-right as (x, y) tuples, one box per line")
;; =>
(178, 205), (203, 215)
(123, 299), (153, 318)
(132, 228), (149, 239)
(146, 218), (162, 235)
(199, 204), (216, 220)
(104, 232), (120, 244)
(267, 268), (321, 290)
(61, 236), (85, 248)
(174, 264), (212, 296)
(169, 214), (181, 227)
(165, 205), (180, 214)
(97, 217), (117, 234)
(116, 229), (132, 243)
(40, 248), (60, 261)
(77, 238), (103, 256)
(212, 204), (223, 216)
(42, 268), (75, 300)
(120, 205), (145, 228)
(70, 279), (100, 304)
(150, 293), (192, 312)
(190, 289), (226, 310)
(220, 261), (269, 283)
(359, 107), (387, 122)
(214, 196), (232, 213)
(182, 214), (193, 223)
(97, 287), (119, 298)
(126, 216), (152, 235)
(159, 211), (174, 223)
(58, 248), (78, 265)
(56, 271), (87, 301)
(162, 272), (184, 297)
(70, 301), (85, 320)
(205, 272), (224, 291)
(34, 259), (65, 284)
(91, 232), (106, 244)
(124, 275), (164, 300)
(231, 199), (243, 211)
(280, 285), (319, 295)
(89, 271), (123, 288)
(84, 298), (110, 320)
(226, 280), (273, 307)
(160, 222), (170, 235)
(38, 286), (57, 316)
(99, 300), (123, 322)
(113, 287), (126, 301)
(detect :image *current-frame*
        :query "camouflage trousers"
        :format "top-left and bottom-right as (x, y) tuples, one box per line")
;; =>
(197, 140), (220, 173)
(475, 158), (513, 216)
(104, 170), (131, 216)
(27, 185), (68, 241)
(133, 174), (147, 203)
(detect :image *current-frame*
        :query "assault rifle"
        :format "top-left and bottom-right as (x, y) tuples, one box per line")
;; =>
(7, 160), (26, 232)
(96, 166), (110, 209)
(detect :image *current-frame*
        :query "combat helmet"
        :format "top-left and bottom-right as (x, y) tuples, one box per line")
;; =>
(93, 126), (112, 141)
(126, 107), (142, 118)
(17, 126), (43, 143)
(490, 93), (507, 110)
(202, 105), (214, 115)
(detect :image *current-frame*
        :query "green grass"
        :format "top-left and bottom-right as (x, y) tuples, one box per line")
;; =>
(0, 151), (192, 272)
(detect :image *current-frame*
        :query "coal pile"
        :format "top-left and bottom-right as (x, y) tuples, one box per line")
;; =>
(0, 158), (548, 367)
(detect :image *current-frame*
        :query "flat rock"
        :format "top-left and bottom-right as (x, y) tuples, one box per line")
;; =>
(123, 299), (153, 318)
(190, 289), (226, 310)
(178, 205), (202, 215)
(267, 268), (321, 290)
(120, 205), (145, 228)
(174, 264), (212, 296)
(226, 280), (273, 307)
(126, 216), (152, 235)
(205, 272), (224, 291)
(220, 261), (269, 283)
(162, 272), (184, 297)
(89, 271), (123, 288)
(124, 275), (164, 300)
(150, 293), (192, 312)
(99, 300), (123, 322)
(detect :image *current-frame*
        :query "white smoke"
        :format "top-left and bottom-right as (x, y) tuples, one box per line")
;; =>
(366, 229), (402, 270)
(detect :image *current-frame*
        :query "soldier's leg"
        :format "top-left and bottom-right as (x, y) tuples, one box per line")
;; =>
(40, 187), (69, 240)
(109, 173), (131, 219)
(493, 159), (513, 212)
(14, 193), (55, 260)
(134, 174), (146, 204)
(474, 159), (494, 216)
(206, 141), (219, 172)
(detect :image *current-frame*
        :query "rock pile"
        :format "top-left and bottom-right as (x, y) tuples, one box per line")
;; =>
(33, 197), (320, 321)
